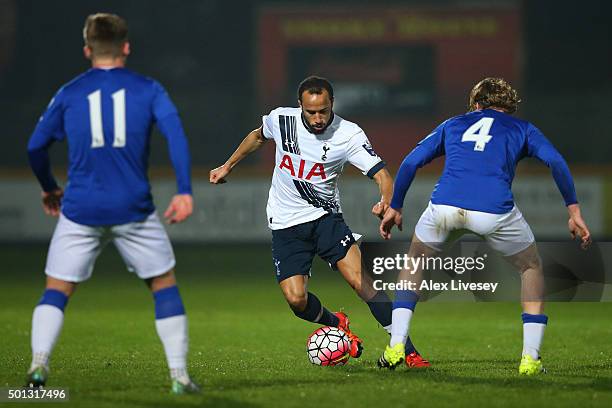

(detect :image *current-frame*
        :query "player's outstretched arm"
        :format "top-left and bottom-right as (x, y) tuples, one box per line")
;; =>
(209, 127), (267, 184)
(385, 123), (446, 236)
(526, 125), (591, 248)
(567, 204), (591, 249)
(371, 168), (393, 219)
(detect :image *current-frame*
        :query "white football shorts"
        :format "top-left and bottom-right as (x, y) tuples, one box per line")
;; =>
(414, 202), (535, 256)
(45, 212), (176, 282)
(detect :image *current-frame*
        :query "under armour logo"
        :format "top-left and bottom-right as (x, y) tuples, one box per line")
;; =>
(321, 144), (330, 161)
(285, 140), (295, 148)
(340, 235), (351, 247)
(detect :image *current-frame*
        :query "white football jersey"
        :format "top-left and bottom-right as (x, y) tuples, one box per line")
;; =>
(262, 107), (385, 230)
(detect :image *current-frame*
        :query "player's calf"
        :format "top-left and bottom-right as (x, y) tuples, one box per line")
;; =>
(290, 292), (340, 327)
(280, 276), (340, 326)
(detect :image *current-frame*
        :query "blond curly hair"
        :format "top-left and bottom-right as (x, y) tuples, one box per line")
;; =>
(468, 77), (521, 114)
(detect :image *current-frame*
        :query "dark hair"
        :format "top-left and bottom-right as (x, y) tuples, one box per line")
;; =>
(297, 76), (334, 102)
(468, 77), (520, 114)
(83, 13), (128, 58)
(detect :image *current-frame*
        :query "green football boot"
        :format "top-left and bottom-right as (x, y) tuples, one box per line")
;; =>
(377, 343), (405, 370)
(519, 354), (546, 376)
(25, 366), (48, 388)
(171, 378), (202, 395)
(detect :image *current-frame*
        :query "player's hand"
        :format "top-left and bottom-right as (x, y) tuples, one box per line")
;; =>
(41, 188), (63, 217)
(164, 194), (193, 224)
(379, 207), (402, 240)
(567, 204), (591, 249)
(371, 201), (389, 220)
(209, 164), (231, 184)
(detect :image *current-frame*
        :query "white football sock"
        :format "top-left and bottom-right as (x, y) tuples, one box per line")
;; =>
(155, 315), (189, 380)
(523, 322), (546, 359)
(31, 305), (64, 371)
(390, 308), (413, 347)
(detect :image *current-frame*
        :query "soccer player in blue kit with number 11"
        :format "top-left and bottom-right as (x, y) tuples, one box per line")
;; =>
(26, 13), (199, 393)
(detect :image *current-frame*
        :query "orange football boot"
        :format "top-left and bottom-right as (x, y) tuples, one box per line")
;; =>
(405, 351), (431, 368)
(334, 311), (363, 358)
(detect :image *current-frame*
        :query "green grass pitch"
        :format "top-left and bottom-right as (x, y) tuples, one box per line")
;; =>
(1, 244), (611, 407)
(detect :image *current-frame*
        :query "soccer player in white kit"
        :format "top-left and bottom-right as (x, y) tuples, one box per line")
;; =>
(377, 78), (591, 374)
(210, 76), (429, 366)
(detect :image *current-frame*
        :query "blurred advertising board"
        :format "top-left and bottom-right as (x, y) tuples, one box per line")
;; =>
(257, 4), (521, 165)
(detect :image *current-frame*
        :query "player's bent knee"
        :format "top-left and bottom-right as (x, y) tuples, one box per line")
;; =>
(45, 276), (77, 297)
(147, 269), (177, 292)
(279, 275), (308, 311)
(507, 244), (542, 274)
(284, 291), (308, 312)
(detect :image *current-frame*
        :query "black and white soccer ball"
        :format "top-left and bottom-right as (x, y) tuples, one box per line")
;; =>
(306, 326), (351, 366)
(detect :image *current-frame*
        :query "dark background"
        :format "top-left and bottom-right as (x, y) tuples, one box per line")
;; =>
(0, 0), (610, 168)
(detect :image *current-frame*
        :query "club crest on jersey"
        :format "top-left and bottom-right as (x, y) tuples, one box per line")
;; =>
(362, 142), (378, 157)
(321, 144), (330, 161)
(279, 155), (327, 180)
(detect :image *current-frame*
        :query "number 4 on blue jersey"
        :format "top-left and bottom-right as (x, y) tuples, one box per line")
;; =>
(461, 117), (494, 151)
(390, 109), (578, 214)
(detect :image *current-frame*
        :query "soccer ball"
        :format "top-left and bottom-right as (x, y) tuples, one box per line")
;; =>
(306, 326), (351, 366)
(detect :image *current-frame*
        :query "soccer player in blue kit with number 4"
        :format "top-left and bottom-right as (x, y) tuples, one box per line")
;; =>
(26, 13), (199, 393)
(377, 78), (592, 375)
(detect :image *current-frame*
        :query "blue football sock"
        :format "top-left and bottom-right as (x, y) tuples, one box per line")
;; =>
(521, 313), (548, 359)
(153, 286), (190, 379)
(367, 290), (418, 354)
(390, 290), (419, 348)
(31, 289), (70, 369)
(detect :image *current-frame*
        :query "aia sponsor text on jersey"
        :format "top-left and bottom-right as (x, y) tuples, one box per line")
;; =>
(279, 154), (327, 180)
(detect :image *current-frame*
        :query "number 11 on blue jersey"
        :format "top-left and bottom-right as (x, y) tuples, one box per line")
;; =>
(87, 88), (126, 148)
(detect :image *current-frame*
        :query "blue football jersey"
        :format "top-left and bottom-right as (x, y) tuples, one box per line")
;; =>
(27, 67), (191, 226)
(391, 109), (577, 214)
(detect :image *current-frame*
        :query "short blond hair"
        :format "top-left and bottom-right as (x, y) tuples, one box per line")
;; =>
(468, 77), (520, 113)
(83, 13), (128, 58)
